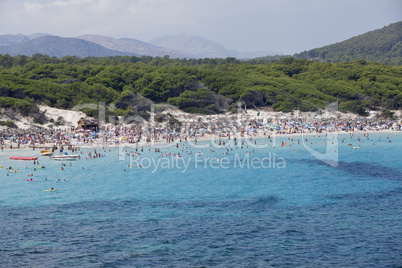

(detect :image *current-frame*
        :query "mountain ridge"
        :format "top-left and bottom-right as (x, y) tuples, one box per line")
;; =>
(0, 22), (400, 62)
(76, 34), (189, 58)
(0, 35), (134, 58)
(0, 33), (278, 59)
(0, 34), (29, 47)
(293, 21), (402, 65)
(149, 33), (278, 59)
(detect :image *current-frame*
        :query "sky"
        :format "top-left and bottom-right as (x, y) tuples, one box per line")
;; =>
(0, 0), (401, 55)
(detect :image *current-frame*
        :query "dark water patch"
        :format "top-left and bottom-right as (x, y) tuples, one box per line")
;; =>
(185, 195), (281, 215)
(326, 187), (402, 202)
(1, 195), (402, 267)
(47, 196), (282, 218)
(298, 159), (402, 181)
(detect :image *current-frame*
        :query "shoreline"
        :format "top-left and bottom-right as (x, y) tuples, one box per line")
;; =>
(1, 129), (400, 154)
(1, 105), (401, 153)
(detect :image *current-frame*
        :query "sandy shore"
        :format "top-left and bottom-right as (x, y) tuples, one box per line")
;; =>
(1, 105), (400, 154)
(2, 129), (399, 154)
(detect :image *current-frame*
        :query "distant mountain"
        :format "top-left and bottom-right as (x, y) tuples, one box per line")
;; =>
(27, 33), (51, 40)
(0, 35), (134, 58)
(149, 34), (277, 59)
(119, 37), (159, 47)
(293, 21), (402, 65)
(0, 33), (278, 59)
(0, 34), (29, 47)
(76, 34), (188, 58)
(0, 33), (52, 47)
(149, 34), (235, 58)
(3, 22), (401, 62)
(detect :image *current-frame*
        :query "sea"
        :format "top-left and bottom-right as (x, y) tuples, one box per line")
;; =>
(0, 132), (401, 267)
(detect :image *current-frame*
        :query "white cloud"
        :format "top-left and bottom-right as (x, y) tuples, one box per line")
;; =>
(22, 1), (43, 11)
(50, 0), (94, 7)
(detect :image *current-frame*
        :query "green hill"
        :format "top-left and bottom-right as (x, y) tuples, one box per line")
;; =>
(293, 22), (402, 65)
(0, 55), (401, 124)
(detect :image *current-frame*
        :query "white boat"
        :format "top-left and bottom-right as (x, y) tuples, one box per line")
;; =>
(50, 155), (80, 161)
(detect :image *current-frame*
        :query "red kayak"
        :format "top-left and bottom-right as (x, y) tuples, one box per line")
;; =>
(10, 156), (38, 160)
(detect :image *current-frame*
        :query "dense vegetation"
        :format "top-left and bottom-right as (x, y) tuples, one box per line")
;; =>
(0, 54), (401, 122)
(293, 22), (402, 65)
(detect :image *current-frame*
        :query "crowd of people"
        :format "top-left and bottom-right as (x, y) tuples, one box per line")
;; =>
(0, 114), (400, 150)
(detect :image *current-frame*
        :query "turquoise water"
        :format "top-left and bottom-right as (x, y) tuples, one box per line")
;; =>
(1, 133), (401, 267)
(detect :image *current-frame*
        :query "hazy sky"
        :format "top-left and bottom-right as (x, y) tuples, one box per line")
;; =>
(0, 0), (401, 54)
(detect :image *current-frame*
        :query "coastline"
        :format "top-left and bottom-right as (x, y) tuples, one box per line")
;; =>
(1, 105), (401, 153)
(1, 129), (400, 154)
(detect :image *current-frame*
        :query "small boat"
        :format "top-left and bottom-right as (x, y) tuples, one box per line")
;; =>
(50, 155), (80, 161)
(10, 156), (38, 161)
(40, 150), (53, 156)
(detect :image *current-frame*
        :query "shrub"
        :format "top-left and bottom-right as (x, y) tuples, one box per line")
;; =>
(0, 120), (17, 128)
(182, 107), (216, 114)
